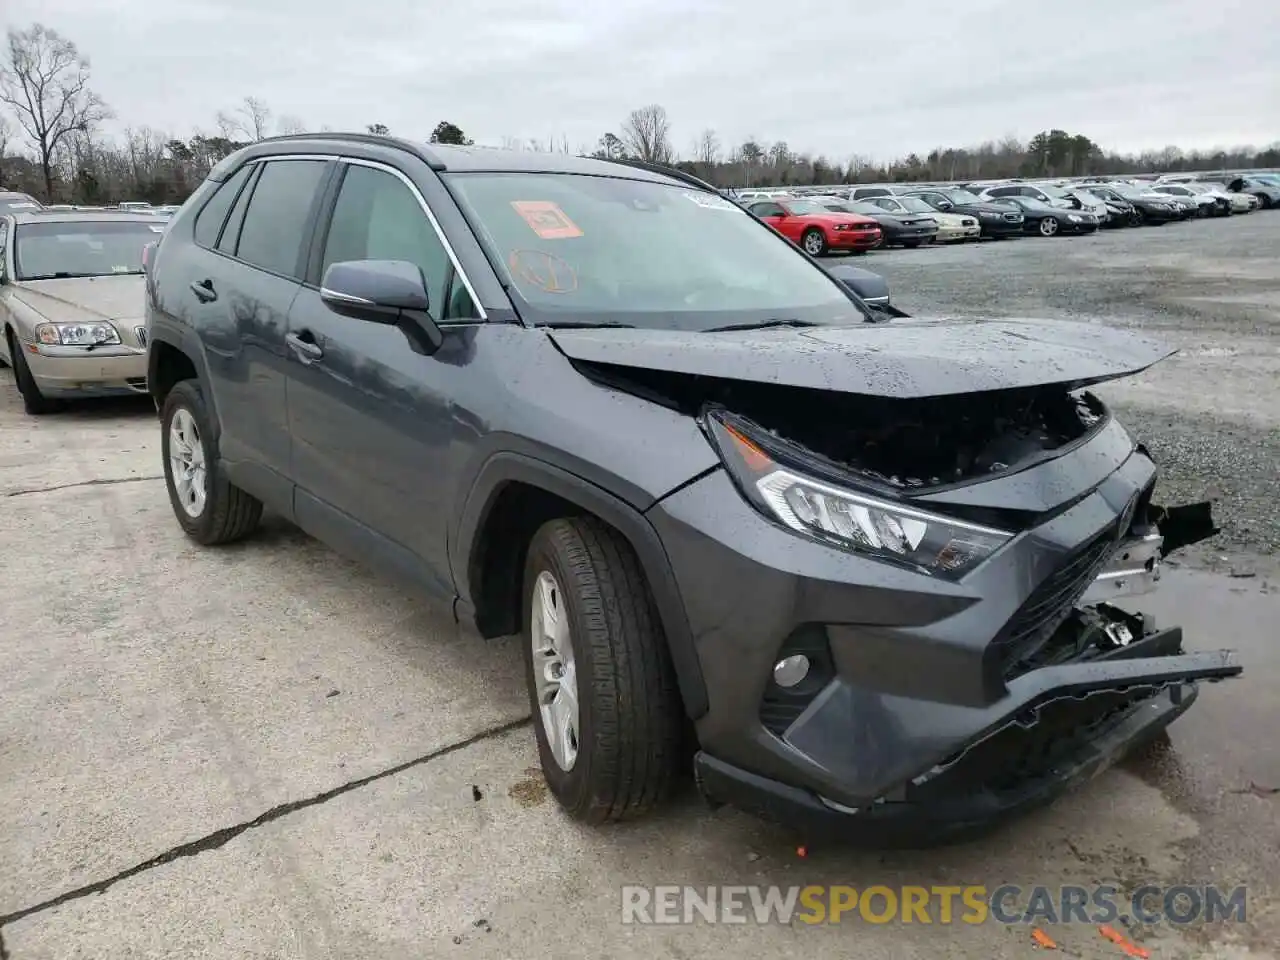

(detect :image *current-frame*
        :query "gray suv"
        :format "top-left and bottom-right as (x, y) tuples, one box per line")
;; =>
(144, 134), (1239, 844)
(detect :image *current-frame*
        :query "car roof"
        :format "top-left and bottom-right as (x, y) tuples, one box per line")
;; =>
(224, 133), (697, 188)
(7, 210), (163, 225)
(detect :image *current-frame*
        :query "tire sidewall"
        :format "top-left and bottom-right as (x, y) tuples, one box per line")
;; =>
(160, 381), (218, 540)
(521, 527), (595, 811)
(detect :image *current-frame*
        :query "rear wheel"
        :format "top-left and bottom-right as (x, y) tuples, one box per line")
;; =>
(160, 380), (263, 544)
(522, 516), (683, 823)
(801, 228), (828, 257)
(1038, 217), (1060, 237)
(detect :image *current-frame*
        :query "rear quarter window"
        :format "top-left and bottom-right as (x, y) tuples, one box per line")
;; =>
(193, 164), (254, 248)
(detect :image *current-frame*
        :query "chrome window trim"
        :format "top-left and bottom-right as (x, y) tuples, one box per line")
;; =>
(337, 156), (488, 320)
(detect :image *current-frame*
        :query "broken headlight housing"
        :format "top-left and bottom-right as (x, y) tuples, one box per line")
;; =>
(705, 410), (1013, 578)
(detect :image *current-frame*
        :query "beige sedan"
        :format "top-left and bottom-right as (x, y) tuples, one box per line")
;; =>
(0, 210), (160, 414)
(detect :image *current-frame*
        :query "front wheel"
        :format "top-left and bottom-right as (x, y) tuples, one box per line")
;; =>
(1038, 217), (1060, 237)
(522, 517), (683, 823)
(801, 228), (828, 257)
(160, 380), (263, 544)
(9, 332), (57, 414)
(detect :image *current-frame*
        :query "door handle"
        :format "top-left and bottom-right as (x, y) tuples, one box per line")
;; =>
(286, 331), (324, 362)
(190, 278), (217, 303)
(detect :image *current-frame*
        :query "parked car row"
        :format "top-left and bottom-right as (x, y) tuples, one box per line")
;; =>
(730, 171), (1276, 256)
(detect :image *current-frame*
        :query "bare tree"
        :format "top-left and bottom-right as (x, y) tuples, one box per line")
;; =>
(216, 96), (273, 141)
(0, 113), (11, 184)
(276, 115), (306, 136)
(366, 123), (389, 135)
(0, 24), (111, 198)
(695, 128), (720, 166)
(621, 104), (673, 164)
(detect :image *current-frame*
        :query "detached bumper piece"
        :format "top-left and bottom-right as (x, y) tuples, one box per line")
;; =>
(697, 632), (1240, 848)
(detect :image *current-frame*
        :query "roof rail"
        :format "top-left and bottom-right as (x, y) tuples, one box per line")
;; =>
(252, 131), (447, 170)
(601, 157), (720, 193)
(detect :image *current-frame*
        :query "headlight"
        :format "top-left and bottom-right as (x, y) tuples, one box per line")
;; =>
(35, 321), (121, 346)
(1067, 214), (1082, 222)
(705, 411), (1013, 577)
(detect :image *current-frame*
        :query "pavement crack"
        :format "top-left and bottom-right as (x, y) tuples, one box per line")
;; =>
(4, 475), (164, 497)
(0, 715), (531, 929)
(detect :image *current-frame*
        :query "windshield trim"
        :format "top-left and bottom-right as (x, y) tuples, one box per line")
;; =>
(443, 170), (875, 330)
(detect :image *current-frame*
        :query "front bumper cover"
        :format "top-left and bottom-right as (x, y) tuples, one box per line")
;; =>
(650, 432), (1239, 845)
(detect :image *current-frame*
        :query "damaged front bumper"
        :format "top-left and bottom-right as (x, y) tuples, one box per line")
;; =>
(649, 430), (1240, 846)
(696, 635), (1238, 846)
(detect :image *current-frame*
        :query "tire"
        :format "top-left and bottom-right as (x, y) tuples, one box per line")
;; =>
(1131, 209), (1146, 226)
(8, 331), (58, 415)
(801, 228), (828, 257)
(1254, 193), (1271, 210)
(160, 379), (263, 545)
(1038, 217), (1060, 237)
(522, 516), (683, 824)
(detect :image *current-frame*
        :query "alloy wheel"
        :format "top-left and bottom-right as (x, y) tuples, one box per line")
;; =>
(168, 408), (208, 518)
(803, 231), (825, 256)
(1039, 217), (1059, 237)
(530, 570), (580, 771)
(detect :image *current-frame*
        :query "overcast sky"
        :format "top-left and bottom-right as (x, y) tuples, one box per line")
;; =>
(4, 0), (1278, 161)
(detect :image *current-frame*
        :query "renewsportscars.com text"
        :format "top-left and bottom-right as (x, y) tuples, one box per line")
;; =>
(621, 884), (1248, 926)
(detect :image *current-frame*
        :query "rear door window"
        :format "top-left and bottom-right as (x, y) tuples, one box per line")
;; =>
(233, 159), (329, 278)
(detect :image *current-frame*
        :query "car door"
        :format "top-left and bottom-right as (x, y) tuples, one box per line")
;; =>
(0, 217), (13, 365)
(168, 157), (331, 504)
(749, 201), (791, 238)
(283, 159), (483, 599)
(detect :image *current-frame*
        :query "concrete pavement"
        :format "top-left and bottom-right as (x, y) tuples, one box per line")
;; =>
(1, 375), (1276, 959)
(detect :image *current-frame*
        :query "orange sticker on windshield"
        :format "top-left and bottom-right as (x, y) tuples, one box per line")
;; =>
(511, 201), (583, 239)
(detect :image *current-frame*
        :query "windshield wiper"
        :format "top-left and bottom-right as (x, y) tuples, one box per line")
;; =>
(534, 320), (636, 329)
(19, 271), (123, 280)
(702, 318), (820, 333)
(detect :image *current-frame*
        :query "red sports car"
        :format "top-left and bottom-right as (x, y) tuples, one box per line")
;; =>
(746, 197), (882, 256)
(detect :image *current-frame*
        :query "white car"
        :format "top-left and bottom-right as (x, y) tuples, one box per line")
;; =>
(1148, 184), (1222, 217)
(861, 195), (981, 241)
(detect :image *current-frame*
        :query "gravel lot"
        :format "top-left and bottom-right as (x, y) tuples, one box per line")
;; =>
(1, 217), (1278, 959)
(863, 212), (1280, 576)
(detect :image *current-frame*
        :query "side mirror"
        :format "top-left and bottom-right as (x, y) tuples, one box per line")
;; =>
(936, 201), (953, 210)
(320, 259), (443, 355)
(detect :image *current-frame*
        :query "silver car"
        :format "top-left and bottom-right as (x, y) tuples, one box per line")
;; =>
(0, 210), (160, 413)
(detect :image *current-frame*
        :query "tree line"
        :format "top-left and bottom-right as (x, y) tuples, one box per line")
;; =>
(2, 23), (1277, 206)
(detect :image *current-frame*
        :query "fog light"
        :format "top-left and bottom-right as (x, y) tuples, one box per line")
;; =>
(773, 654), (810, 688)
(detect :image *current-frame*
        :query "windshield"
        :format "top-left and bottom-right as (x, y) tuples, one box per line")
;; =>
(848, 201), (886, 215)
(897, 197), (934, 214)
(1036, 184), (1068, 198)
(13, 219), (163, 280)
(1071, 189), (1103, 204)
(941, 189), (982, 203)
(780, 199), (830, 215)
(446, 172), (862, 330)
(1109, 184), (1150, 200)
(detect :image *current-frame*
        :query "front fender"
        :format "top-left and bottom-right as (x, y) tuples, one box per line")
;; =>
(452, 450), (710, 719)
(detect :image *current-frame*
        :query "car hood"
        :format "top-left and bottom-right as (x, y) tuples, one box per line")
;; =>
(11, 275), (146, 324)
(950, 200), (1019, 215)
(550, 317), (1176, 399)
(805, 212), (878, 226)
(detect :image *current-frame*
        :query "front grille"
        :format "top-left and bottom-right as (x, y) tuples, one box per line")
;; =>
(135, 326), (148, 347)
(994, 528), (1118, 679)
(853, 223), (876, 231)
(125, 377), (149, 393)
(962, 218), (977, 226)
